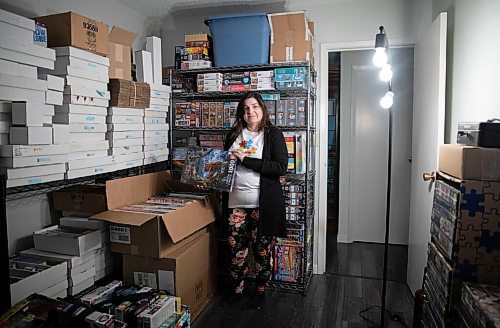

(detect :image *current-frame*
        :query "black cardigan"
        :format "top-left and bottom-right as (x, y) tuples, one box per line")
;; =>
(222, 127), (288, 237)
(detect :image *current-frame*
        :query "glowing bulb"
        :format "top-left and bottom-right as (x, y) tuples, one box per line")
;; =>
(380, 91), (394, 109)
(379, 64), (393, 82)
(373, 48), (387, 67)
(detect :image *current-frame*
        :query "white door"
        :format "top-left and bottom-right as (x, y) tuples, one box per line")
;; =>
(407, 12), (447, 294)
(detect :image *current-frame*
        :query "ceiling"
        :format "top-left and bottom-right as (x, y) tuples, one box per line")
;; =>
(113, 0), (347, 17)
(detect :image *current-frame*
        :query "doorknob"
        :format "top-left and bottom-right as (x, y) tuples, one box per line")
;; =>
(422, 171), (435, 182)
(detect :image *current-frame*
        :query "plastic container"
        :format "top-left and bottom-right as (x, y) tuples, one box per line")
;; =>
(204, 13), (270, 67)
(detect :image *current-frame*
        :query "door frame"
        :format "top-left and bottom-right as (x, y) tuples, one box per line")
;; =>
(316, 38), (413, 274)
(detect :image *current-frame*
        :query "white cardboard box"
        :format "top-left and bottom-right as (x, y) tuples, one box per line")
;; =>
(63, 95), (109, 108)
(53, 113), (106, 125)
(0, 33), (55, 61)
(0, 47), (53, 70)
(11, 102), (44, 126)
(107, 107), (144, 116)
(67, 155), (114, 170)
(69, 123), (107, 133)
(10, 257), (67, 305)
(70, 266), (96, 287)
(21, 247), (96, 269)
(144, 123), (169, 131)
(135, 50), (153, 84)
(0, 85), (45, 104)
(113, 152), (144, 163)
(115, 159), (143, 170)
(68, 149), (108, 161)
(38, 74), (64, 91)
(109, 137), (144, 148)
(0, 8), (35, 31)
(106, 131), (144, 140)
(143, 155), (168, 165)
(106, 115), (143, 124)
(144, 110), (167, 118)
(10, 126), (52, 145)
(148, 103), (169, 112)
(53, 124), (70, 144)
(41, 115), (52, 126)
(150, 83), (171, 98)
(7, 173), (65, 188)
(143, 143), (168, 152)
(64, 75), (108, 91)
(0, 153), (68, 168)
(68, 276), (95, 296)
(149, 97), (169, 106)
(66, 163), (117, 179)
(108, 123), (144, 131)
(4, 163), (66, 179)
(60, 216), (109, 232)
(39, 279), (69, 298)
(0, 21), (34, 43)
(0, 144), (68, 157)
(53, 55), (109, 75)
(144, 149), (168, 159)
(143, 137), (166, 145)
(57, 104), (108, 116)
(69, 132), (106, 142)
(54, 46), (109, 67)
(46, 90), (63, 106)
(144, 130), (167, 139)
(0, 58), (37, 79)
(0, 72), (47, 91)
(49, 65), (109, 83)
(69, 140), (109, 152)
(34, 225), (102, 256)
(144, 117), (165, 125)
(146, 36), (162, 84)
(110, 145), (143, 155)
(0, 121), (10, 134)
(64, 85), (110, 100)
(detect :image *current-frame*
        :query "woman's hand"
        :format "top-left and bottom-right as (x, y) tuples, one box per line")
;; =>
(232, 150), (247, 162)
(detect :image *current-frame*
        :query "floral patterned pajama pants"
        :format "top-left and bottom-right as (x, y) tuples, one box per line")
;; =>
(226, 207), (272, 295)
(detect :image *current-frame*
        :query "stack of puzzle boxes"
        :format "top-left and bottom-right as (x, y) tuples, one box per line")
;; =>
(422, 144), (500, 328)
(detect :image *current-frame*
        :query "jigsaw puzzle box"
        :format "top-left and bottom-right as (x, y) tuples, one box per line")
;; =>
(434, 172), (500, 285)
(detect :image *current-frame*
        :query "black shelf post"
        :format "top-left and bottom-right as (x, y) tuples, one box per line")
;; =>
(0, 174), (11, 313)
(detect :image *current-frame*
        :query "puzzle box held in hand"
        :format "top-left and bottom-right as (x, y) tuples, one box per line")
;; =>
(180, 146), (237, 192)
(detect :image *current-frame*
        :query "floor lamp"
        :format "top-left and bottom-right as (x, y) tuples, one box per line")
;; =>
(359, 26), (397, 328)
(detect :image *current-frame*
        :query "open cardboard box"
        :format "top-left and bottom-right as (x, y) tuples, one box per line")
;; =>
(92, 171), (217, 258)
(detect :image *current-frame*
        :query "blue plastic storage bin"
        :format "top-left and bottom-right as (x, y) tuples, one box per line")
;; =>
(204, 13), (270, 67)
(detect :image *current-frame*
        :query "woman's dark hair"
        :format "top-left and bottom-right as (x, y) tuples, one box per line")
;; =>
(227, 92), (273, 141)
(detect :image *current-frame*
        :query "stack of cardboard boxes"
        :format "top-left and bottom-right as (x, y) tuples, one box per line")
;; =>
(180, 34), (213, 70)
(92, 171), (217, 320)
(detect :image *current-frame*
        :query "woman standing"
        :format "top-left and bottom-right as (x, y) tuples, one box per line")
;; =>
(222, 92), (288, 309)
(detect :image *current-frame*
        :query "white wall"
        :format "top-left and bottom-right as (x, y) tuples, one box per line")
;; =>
(0, 0), (151, 256)
(448, 0), (500, 141)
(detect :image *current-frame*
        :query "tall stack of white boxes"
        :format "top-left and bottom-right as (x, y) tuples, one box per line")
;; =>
(0, 9), (67, 187)
(139, 36), (170, 165)
(44, 46), (114, 179)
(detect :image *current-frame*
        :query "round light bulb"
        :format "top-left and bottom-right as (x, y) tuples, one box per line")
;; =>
(373, 48), (387, 67)
(379, 64), (393, 82)
(380, 91), (394, 109)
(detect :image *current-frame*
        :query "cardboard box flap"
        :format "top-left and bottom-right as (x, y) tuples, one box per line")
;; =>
(109, 26), (136, 47)
(308, 21), (315, 38)
(105, 171), (170, 210)
(92, 210), (155, 226)
(160, 201), (215, 243)
(268, 12), (308, 34)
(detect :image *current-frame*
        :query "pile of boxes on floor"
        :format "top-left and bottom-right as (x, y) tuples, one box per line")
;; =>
(8, 171), (217, 324)
(1, 283), (190, 327)
(0, 9), (170, 188)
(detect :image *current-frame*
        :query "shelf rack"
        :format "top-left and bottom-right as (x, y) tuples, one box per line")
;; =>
(0, 161), (169, 313)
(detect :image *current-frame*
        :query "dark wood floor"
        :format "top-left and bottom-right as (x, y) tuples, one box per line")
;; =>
(194, 235), (414, 328)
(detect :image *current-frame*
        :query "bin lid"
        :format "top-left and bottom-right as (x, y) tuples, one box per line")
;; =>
(204, 12), (268, 26)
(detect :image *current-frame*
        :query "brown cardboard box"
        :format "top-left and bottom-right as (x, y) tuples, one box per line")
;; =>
(35, 12), (109, 56)
(51, 185), (107, 214)
(108, 26), (136, 80)
(184, 33), (211, 43)
(439, 144), (500, 181)
(92, 171), (216, 258)
(268, 11), (314, 64)
(123, 228), (216, 320)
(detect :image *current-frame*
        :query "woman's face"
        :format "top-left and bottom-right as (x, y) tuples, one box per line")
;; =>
(243, 97), (264, 129)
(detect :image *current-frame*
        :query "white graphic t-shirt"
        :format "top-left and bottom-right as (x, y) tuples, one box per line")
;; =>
(228, 128), (264, 208)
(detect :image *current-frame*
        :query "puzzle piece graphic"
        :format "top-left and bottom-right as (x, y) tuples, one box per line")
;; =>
(481, 212), (500, 235)
(460, 186), (485, 216)
(454, 260), (479, 283)
(474, 263), (500, 285)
